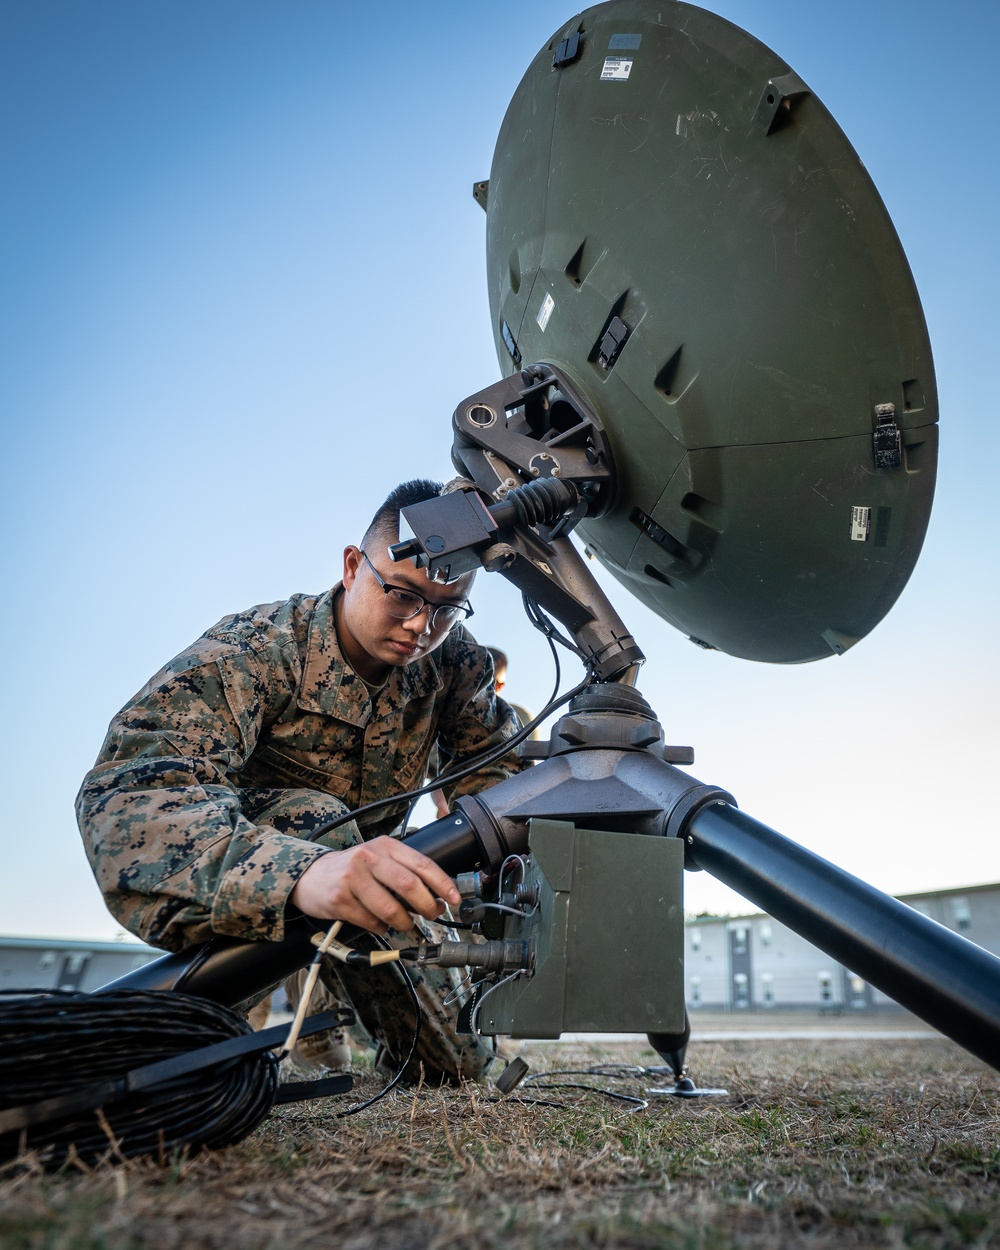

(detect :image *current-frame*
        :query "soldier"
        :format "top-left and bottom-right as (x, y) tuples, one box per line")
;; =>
(77, 479), (527, 1083)
(486, 647), (536, 741)
(431, 645), (535, 819)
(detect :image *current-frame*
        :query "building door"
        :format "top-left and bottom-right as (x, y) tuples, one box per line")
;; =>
(57, 952), (91, 991)
(843, 970), (872, 1010)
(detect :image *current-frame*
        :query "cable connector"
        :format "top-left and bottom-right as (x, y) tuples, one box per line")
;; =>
(409, 940), (533, 973)
(309, 929), (413, 969)
(309, 932), (533, 974)
(458, 897), (529, 924)
(455, 871), (488, 898)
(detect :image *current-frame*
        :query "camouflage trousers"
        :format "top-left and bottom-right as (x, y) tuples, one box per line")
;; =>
(241, 787), (494, 1085)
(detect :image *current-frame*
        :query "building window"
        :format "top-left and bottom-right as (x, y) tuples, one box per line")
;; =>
(848, 975), (867, 1009)
(690, 976), (701, 1007)
(759, 923), (772, 948)
(951, 898), (972, 932)
(689, 928), (702, 952)
(732, 926), (748, 956)
(733, 972), (749, 1008)
(818, 971), (833, 1003)
(761, 973), (774, 1006)
(38, 951), (57, 970)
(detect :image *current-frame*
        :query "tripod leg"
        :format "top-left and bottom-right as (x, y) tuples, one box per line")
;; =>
(647, 1010), (691, 1079)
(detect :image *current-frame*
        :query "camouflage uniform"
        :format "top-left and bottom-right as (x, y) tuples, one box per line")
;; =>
(77, 587), (527, 1081)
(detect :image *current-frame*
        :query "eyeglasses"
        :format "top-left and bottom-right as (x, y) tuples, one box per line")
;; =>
(361, 551), (474, 631)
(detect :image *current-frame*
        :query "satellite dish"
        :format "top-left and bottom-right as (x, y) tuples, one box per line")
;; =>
(482, 0), (937, 662)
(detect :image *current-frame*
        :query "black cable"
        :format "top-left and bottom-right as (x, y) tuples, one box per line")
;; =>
(521, 595), (565, 692)
(170, 941), (213, 994)
(0, 990), (347, 1167)
(485, 1095), (569, 1109)
(522, 593), (588, 665)
(316, 683), (570, 837)
(420, 613), (572, 791)
(305, 620), (594, 844)
(336, 934), (422, 1117)
(524, 1065), (648, 1081)
(486, 1064), (656, 1112)
(514, 1081), (647, 1110)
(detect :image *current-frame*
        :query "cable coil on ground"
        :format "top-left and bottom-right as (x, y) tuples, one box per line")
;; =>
(0, 989), (346, 1168)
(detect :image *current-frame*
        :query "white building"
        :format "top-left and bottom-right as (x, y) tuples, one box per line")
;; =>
(0, 935), (159, 995)
(685, 882), (1000, 1013)
(5, 881), (997, 1014)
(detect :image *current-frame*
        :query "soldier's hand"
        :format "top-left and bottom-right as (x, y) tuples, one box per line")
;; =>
(289, 837), (461, 934)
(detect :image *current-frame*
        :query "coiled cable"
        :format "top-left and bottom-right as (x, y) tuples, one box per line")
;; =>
(0, 989), (349, 1167)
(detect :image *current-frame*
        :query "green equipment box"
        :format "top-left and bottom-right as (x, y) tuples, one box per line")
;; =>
(475, 819), (685, 1038)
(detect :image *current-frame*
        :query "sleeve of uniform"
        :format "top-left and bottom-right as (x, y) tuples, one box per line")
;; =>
(433, 631), (531, 804)
(75, 619), (335, 951)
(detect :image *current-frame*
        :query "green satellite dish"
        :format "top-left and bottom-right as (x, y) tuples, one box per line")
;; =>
(482, 0), (937, 662)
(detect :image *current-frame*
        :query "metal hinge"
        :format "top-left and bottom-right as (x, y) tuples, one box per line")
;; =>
(553, 32), (582, 68)
(873, 403), (902, 469)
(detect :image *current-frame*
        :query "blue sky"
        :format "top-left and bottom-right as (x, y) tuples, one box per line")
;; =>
(2, 1), (997, 939)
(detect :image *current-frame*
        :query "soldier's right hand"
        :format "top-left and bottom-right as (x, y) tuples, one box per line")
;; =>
(289, 837), (461, 934)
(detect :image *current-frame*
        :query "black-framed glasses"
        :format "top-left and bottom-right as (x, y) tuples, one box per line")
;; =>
(361, 551), (474, 631)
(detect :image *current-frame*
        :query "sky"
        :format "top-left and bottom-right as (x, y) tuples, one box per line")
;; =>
(1, 0), (997, 942)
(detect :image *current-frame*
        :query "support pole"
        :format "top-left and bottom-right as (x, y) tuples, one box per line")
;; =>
(687, 801), (1000, 1071)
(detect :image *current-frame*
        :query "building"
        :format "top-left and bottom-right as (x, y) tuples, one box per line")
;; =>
(685, 882), (1000, 1013)
(0, 935), (160, 995)
(5, 879), (998, 1011)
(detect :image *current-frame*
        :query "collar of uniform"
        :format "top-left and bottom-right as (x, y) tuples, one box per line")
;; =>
(298, 585), (444, 723)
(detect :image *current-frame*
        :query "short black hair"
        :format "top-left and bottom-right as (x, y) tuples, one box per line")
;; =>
(362, 479), (444, 553)
(487, 646), (508, 678)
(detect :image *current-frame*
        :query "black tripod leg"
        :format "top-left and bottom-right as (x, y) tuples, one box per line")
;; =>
(647, 1010), (691, 1079)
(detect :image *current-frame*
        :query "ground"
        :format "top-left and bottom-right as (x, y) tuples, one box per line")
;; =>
(3, 1030), (1000, 1249)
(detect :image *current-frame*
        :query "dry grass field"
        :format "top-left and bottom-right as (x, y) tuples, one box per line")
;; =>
(3, 1034), (1000, 1249)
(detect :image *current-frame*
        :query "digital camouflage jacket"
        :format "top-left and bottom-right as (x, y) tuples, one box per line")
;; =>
(76, 589), (527, 952)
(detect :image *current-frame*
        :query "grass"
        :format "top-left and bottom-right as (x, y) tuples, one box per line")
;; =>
(3, 1037), (1000, 1249)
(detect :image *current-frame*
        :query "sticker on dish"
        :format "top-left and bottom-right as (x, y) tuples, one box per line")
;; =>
(850, 506), (871, 542)
(600, 56), (633, 81)
(536, 292), (555, 332)
(608, 34), (642, 50)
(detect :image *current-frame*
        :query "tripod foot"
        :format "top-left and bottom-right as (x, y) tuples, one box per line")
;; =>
(647, 1015), (691, 1080)
(646, 1076), (730, 1098)
(646, 1015), (728, 1097)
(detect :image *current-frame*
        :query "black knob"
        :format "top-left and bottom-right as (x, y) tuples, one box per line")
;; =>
(388, 539), (421, 562)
